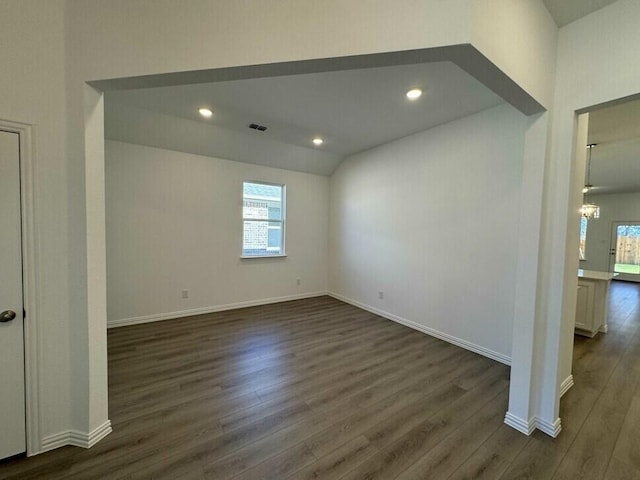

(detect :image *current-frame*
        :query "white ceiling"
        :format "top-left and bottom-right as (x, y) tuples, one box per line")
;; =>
(542, 0), (618, 26)
(103, 1), (635, 183)
(588, 98), (640, 195)
(105, 61), (504, 176)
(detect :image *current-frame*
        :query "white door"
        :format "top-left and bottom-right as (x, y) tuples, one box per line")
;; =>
(609, 221), (640, 283)
(0, 129), (26, 459)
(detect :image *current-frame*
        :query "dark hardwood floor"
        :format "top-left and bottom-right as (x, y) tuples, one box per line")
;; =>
(1, 285), (639, 479)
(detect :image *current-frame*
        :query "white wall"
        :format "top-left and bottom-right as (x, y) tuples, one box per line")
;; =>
(329, 104), (526, 362)
(105, 141), (328, 323)
(543, 0), (640, 420)
(0, 0), (72, 443)
(67, 0), (471, 82)
(581, 192), (640, 272)
(472, 0), (557, 108)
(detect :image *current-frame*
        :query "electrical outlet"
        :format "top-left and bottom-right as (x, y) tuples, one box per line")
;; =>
(181, 289), (189, 299)
(378, 291), (384, 300)
(296, 278), (301, 286)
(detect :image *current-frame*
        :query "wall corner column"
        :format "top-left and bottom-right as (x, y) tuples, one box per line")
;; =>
(82, 84), (111, 442)
(506, 111), (562, 437)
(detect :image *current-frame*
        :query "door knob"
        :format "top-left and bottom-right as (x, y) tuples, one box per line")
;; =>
(0, 310), (16, 323)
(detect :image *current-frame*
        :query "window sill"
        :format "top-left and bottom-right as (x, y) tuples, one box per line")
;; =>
(240, 255), (287, 259)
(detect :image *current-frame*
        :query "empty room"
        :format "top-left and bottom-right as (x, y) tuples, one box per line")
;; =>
(2, 1), (640, 479)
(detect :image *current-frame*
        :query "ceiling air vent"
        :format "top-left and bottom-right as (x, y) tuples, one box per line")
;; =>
(249, 123), (268, 132)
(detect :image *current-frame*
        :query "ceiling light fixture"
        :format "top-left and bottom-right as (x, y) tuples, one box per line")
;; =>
(581, 144), (600, 219)
(312, 137), (324, 146)
(198, 107), (213, 118)
(406, 88), (423, 100)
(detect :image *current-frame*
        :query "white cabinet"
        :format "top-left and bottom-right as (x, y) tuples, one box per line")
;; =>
(575, 270), (616, 337)
(575, 280), (595, 334)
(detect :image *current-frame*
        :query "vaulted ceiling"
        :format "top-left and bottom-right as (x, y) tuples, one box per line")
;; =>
(105, 61), (505, 176)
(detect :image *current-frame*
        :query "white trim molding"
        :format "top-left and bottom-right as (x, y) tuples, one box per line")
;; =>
(1, 119), (43, 456)
(536, 417), (562, 437)
(41, 420), (112, 452)
(86, 420), (113, 448)
(504, 412), (562, 437)
(108, 292), (328, 328)
(504, 412), (536, 435)
(40, 432), (72, 453)
(328, 292), (511, 366)
(560, 374), (574, 397)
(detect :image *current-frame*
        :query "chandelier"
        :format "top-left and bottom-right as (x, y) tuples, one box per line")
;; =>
(581, 144), (599, 219)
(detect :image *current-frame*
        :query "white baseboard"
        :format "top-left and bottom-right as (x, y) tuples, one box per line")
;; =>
(108, 291), (328, 328)
(504, 412), (562, 437)
(40, 431), (71, 453)
(560, 374), (574, 397)
(328, 292), (511, 366)
(536, 416), (562, 437)
(504, 412), (536, 435)
(86, 420), (113, 448)
(41, 420), (112, 452)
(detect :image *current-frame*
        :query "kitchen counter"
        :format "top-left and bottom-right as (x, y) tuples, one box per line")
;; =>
(578, 269), (617, 281)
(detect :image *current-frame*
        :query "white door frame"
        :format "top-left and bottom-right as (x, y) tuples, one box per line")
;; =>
(0, 118), (41, 455)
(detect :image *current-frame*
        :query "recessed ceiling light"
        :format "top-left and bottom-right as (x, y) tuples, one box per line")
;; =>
(312, 137), (324, 146)
(198, 107), (213, 118)
(406, 88), (423, 100)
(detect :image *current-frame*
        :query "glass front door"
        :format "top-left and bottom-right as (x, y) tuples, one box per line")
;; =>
(610, 222), (640, 282)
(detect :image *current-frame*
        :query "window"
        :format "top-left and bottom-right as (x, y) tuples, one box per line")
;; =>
(242, 181), (285, 257)
(579, 217), (588, 260)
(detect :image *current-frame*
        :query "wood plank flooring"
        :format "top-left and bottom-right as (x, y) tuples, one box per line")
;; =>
(1, 284), (640, 479)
